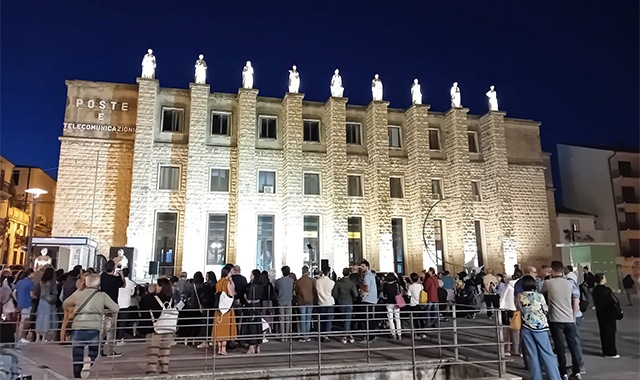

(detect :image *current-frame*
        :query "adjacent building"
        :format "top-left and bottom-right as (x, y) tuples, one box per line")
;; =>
(52, 75), (555, 280)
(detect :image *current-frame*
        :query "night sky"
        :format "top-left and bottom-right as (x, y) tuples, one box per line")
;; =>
(1, 1), (638, 205)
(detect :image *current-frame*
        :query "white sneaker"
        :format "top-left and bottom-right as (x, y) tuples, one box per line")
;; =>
(341, 337), (348, 344)
(80, 356), (91, 379)
(348, 337), (355, 344)
(197, 342), (210, 349)
(605, 355), (620, 359)
(115, 339), (125, 347)
(18, 338), (30, 344)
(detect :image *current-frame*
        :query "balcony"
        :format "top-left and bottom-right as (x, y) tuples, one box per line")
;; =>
(616, 195), (640, 204)
(0, 180), (11, 200)
(612, 169), (640, 179)
(619, 221), (640, 231)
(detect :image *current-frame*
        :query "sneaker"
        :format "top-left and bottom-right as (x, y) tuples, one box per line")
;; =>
(569, 374), (582, 380)
(297, 338), (307, 343)
(80, 356), (91, 379)
(197, 342), (210, 349)
(503, 353), (511, 357)
(341, 337), (348, 344)
(562, 374), (569, 380)
(105, 352), (122, 358)
(420, 334), (427, 339)
(605, 355), (620, 359)
(18, 338), (30, 344)
(348, 336), (355, 344)
(116, 339), (125, 347)
(305, 338), (312, 342)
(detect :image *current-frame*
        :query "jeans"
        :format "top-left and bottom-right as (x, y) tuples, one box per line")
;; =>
(362, 302), (377, 340)
(318, 306), (334, 333)
(337, 305), (353, 334)
(299, 305), (312, 338)
(521, 328), (562, 380)
(277, 300), (292, 338)
(410, 305), (426, 330)
(549, 322), (583, 376)
(425, 302), (438, 328)
(385, 305), (401, 337)
(71, 329), (100, 379)
(116, 307), (135, 340)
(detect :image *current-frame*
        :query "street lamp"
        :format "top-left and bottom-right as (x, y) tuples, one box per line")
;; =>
(25, 188), (48, 268)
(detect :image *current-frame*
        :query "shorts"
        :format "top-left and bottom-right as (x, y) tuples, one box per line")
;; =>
(20, 307), (32, 320)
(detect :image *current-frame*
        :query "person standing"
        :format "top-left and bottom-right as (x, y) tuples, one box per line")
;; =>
(244, 270), (264, 354)
(315, 267), (335, 342)
(100, 260), (125, 357)
(592, 274), (622, 358)
(542, 261), (583, 380)
(34, 267), (58, 343)
(582, 267), (595, 289)
(295, 266), (315, 342)
(407, 273), (427, 338)
(13, 269), (35, 343)
(359, 260), (378, 342)
(176, 272), (188, 296)
(500, 274), (520, 356)
(423, 267), (439, 328)
(139, 278), (174, 375)
(382, 273), (402, 340)
(332, 268), (357, 344)
(116, 268), (136, 346)
(621, 272), (635, 306)
(483, 269), (499, 318)
(442, 271), (455, 303)
(213, 266), (237, 355)
(275, 266), (294, 341)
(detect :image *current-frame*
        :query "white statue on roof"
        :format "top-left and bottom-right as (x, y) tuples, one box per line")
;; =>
(450, 82), (461, 108)
(194, 54), (207, 84)
(242, 61), (254, 89)
(411, 78), (422, 105)
(330, 69), (344, 97)
(288, 65), (300, 93)
(141, 49), (156, 79)
(371, 74), (383, 101)
(486, 85), (499, 111)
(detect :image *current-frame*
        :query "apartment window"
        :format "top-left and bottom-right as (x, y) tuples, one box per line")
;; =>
(161, 107), (184, 133)
(431, 179), (443, 200)
(258, 171), (276, 193)
(210, 168), (230, 192)
(388, 126), (401, 148)
(303, 173), (320, 195)
(259, 116), (277, 139)
(348, 217), (363, 266)
(468, 131), (479, 153)
(0, 170), (5, 183)
(618, 161), (632, 176)
(390, 177), (404, 199)
(257, 215), (275, 271)
(392, 218), (405, 274)
(474, 220), (485, 268)
(347, 175), (363, 197)
(154, 212), (178, 277)
(206, 214), (227, 265)
(570, 219), (581, 232)
(158, 166), (180, 190)
(303, 215), (320, 270)
(303, 120), (320, 142)
(346, 123), (361, 145)
(471, 181), (482, 201)
(429, 129), (441, 150)
(211, 112), (230, 136)
(434, 219), (446, 270)
(11, 171), (19, 186)
(622, 186), (637, 203)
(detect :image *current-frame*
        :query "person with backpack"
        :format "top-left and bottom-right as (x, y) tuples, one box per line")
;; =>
(482, 269), (499, 318)
(139, 278), (175, 375)
(382, 273), (403, 340)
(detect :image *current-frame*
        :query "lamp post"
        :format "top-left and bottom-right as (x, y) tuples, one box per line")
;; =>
(25, 188), (48, 268)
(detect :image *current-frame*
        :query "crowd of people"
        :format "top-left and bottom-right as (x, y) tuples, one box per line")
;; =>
(0, 258), (633, 379)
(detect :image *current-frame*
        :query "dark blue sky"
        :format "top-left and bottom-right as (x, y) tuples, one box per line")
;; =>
(2, 1), (638, 202)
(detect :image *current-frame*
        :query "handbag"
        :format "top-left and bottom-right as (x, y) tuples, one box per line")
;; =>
(218, 291), (234, 315)
(394, 284), (406, 308)
(150, 296), (179, 334)
(419, 290), (429, 304)
(509, 310), (522, 330)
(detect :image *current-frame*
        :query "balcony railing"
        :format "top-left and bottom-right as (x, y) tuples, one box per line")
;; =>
(619, 221), (640, 231)
(612, 169), (640, 179)
(615, 195), (640, 204)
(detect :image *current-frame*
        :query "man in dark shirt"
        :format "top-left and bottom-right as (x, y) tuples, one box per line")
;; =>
(101, 260), (124, 357)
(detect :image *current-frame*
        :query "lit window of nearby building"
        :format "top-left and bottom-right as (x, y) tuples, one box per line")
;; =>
(429, 129), (441, 151)
(211, 111), (230, 136)
(154, 212), (178, 277)
(347, 175), (363, 197)
(303, 173), (320, 195)
(303, 215), (320, 269)
(468, 131), (479, 153)
(434, 219), (446, 270)
(210, 168), (230, 192)
(206, 214), (227, 265)
(161, 107), (184, 133)
(390, 177), (404, 199)
(257, 215), (275, 271)
(258, 171), (276, 193)
(348, 217), (363, 266)
(11, 171), (20, 186)
(158, 165), (180, 190)
(388, 126), (402, 148)
(431, 179), (443, 200)
(259, 116), (277, 139)
(392, 218), (405, 274)
(471, 181), (482, 201)
(346, 123), (361, 145)
(303, 120), (320, 142)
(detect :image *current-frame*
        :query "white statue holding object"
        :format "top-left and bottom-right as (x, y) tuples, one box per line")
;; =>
(411, 78), (422, 105)
(113, 248), (128, 273)
(450, 82), (462, 108)
(34, 247), (52, 272)
(242, 61), (254, 89)
(288, 65), (300, 93)
(330, 69), (344, 97)
(486, 85), (499, 111)
(371, 74), (383, 101)
(194, 54), (207, 84)
(141, 49), (156, 79)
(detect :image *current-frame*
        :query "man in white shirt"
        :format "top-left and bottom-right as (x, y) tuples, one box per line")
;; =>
(315, 266), (335, 342)
(116, 268), (136, 345)
(407, 273), (427, 339)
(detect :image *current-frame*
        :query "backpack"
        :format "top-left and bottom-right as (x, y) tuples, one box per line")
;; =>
(150, 296), (179, 334)
(579, 282), (590, 313)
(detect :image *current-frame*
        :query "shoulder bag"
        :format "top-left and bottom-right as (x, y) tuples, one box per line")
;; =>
(394, 284), (406, 308)
(509, 310), (522, 330)
(68, 290), (99, 329)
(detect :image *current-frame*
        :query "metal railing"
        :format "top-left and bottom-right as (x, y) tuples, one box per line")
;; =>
(1, 303), (510, 379)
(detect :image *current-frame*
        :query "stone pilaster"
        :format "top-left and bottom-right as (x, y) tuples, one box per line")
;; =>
(181, 83), (210, 276)
(442, 107), (476, 268)
(281, 92), (305, 272)
(365, 101), (392, 271)
(479, 111), (515, 273)
(127, 78), (159, 279)
(325, 96), (349, 271)
(231, 88), (259, 271)
(404, 104), (432, 272)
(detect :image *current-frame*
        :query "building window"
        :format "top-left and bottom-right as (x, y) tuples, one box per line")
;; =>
(11, 171), (19, 186)
(618, 161), (632, 176)
(429, 129), (441, 151)
(258, 171), (276, 193)
(471, 181), (482, 201)
(390, 177), (404, 199)
(392, 218), (405, 274)
(346, 123), (361, 145)
(348, 217), (363, 266)
(570, 219), (581, 232)
(303, 120), (320, 142)
(303, 215), (320, 270)
(474, 220), (485, 268)
(431, 179), (444, 200)
(388, 126), (402, 148)
(347, 175), (363, 197)
(468, 131), (479, 153)
(210, 168), (230, 192)
(207, 214), (227, 265)
(303, 173), (320, 195)
(257, 215), (275, 271)
(154, 212), (178, 277)
(158, 165), (180, 190)
(161, 107), (184, 133)
(434, 219), (445, 271)
(259, 116), (277, 139)
(211, 111), (230, 136)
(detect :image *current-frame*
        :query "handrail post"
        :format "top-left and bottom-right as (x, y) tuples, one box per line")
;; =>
(317, 311), (322, 379)
(437, 303), (442, 358)
(495, 307), (505, 377)
(289, 307), (293, 368)
(410, 310), (417, 380)
(452, 303), (459, 361)
(366, 304), (371, 364)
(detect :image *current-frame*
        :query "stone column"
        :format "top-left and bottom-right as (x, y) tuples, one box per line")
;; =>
(127, 77), (159, 280)
(324, 96), (349, 271)
(404, 104), (432, 272)
(281, 92), (305, 272)
(442, 107), (476, 268)
(365, 100), (392, 271)
(231, 88), (259, 271)
(182, 83), (210, 276)
(479, 111), (515, 274)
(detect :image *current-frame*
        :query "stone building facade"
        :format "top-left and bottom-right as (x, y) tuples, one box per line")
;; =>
(53, 78), (554, 280)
